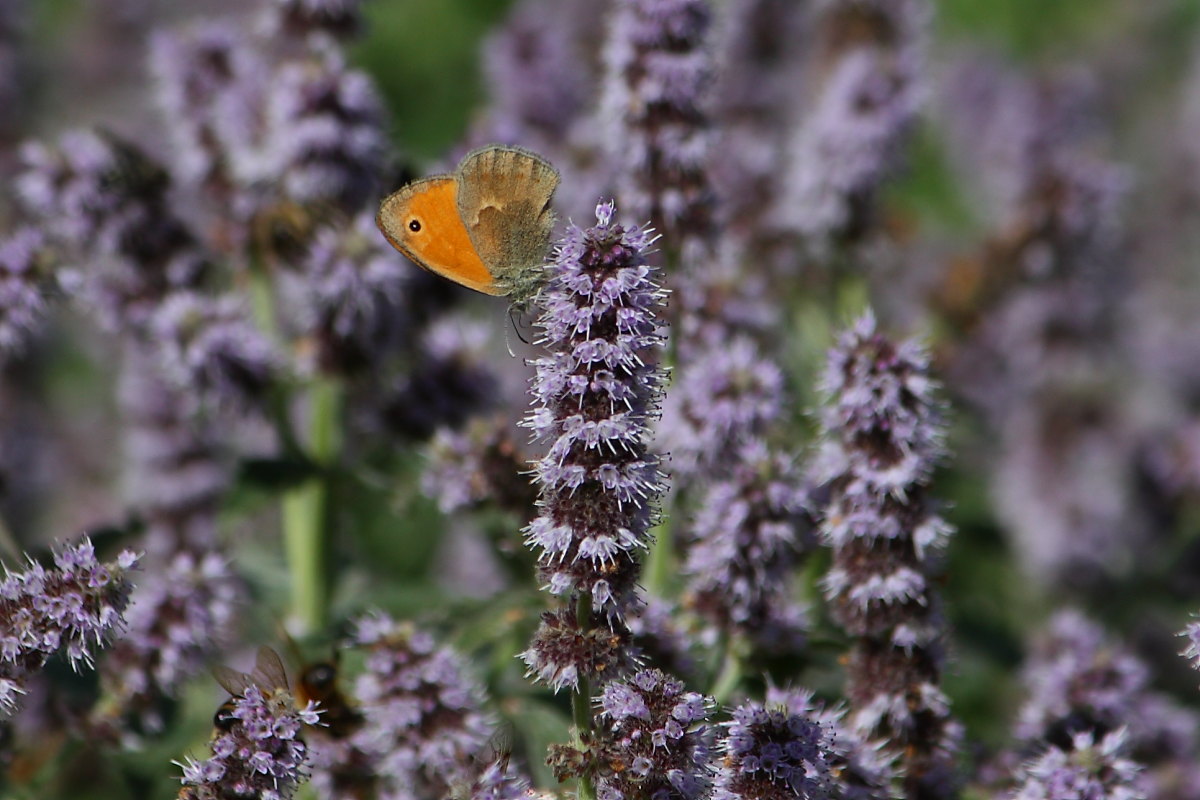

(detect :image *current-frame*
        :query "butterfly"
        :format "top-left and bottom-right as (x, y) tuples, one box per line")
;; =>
(376, 144), (560, 302)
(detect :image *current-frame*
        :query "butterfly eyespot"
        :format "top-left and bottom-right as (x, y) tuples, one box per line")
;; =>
(408, 219), (422, 233)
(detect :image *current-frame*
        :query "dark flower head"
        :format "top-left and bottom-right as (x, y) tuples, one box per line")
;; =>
(602, 0), (715, 251)
(658, 336), (784, 480)
(714, 700), (833, 800)
(1018, 610), (1148, 747)
(149, 21), (256, 187)
(269, 0), (364, 39)
(521, 608), (636, 694)
(765, 685), (898, 800)
(16, 129), (209, 331)
(262, 44), (386, 212)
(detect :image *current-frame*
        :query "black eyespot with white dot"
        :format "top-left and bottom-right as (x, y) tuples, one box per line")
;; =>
(408, 219), (422, 233)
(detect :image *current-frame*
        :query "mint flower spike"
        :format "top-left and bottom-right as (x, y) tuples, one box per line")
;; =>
(0, 537), (140, 718)
(602, 0), (716, 252)
(814, 311), (959, 800)
(520, 200), (667, 692)
(347, 612), (494, 800)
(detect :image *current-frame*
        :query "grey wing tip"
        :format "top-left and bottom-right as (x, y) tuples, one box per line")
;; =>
(460, 143), (559, 178)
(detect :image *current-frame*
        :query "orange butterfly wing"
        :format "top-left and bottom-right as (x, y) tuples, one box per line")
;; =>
(376, 176), (500, 295)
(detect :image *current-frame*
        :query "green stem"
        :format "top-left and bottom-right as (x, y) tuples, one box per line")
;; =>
(710, 635), (745, 705)
(642, 519), (671, 597)
(282, 378), (341, 635)
(572, 592), (595, 800)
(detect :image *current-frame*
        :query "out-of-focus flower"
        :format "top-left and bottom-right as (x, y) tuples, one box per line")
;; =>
(287, 210), (410, 373)
(1008, 730), (1145, 800)
(97, 549), (241, 738)
(349, 613), (493, 800)
(119, 343), (229, 551)
(258, 44), (386, 213)
(0, 538), (140, 718)
(0, 227), (54, 355)
(148, 22), (258, 189)
(602, 0), (715, 253)
(710, 0), (807, 256)
(15, 129), (209, 332)
(520, 201), (666, 692)
(1017, 611), (1198, 798)
(376, 315), (499, 441)
(482, 0), (593, 142)
(269, 0), (364, 39)
(1022, 610), (1199, 755)
(813, 311), (958, 798)
(626, 597), (696, 679)
(658, 336), (784, 481)
(150, 292), (279, 414)
(684, 439), (812, 652)
(177, 680), (319, 800)
(422, 416), (536, 519)
(777, 0), (927, 247)
(934, 61), (1136, 589)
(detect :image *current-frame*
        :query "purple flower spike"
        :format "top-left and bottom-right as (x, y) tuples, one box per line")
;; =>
(149, 22), (257, 188)
(0, 537), (140, 718)
(422, 416), (537, 520)
(592, 668), (715, 800)
(659, 336), (784, 481)
(287, 209), (410, 373)
(261, 45), (386, 213)
(713, 700), (833, 800)
(521, 201), (666, 690)
(150, 292), (279, 414)
(603, 0), (715, 251)
(178, 683), (319, 800)
(348, 613), (494, 800)
(814, 311), (959, 799)
(777, 0), (927, 246)
(684, 439), (812, 652)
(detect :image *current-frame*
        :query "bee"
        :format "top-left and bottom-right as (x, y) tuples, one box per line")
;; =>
(209, 645), (298, 731)
(214, 646), (291, 699)
(295, 657), (362, 739)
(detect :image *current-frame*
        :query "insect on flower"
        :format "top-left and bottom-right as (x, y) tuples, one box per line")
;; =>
(295, 656), (362, 739)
